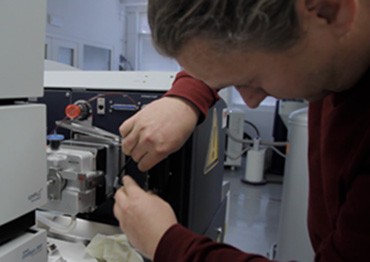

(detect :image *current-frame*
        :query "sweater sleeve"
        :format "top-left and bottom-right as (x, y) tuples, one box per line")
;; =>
(163, 71), (220, 122)
(154, 224), (270, 262)
(307, 72), (370, 261)
(315, 157), (370, 261)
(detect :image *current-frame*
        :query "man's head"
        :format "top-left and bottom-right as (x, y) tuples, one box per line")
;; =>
(148, 0), (300, 57)
(149, 0), (370, 108)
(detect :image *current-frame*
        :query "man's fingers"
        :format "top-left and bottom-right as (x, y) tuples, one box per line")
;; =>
(113, 201), (123, 219)
(119, 118), (134, 138)
(137, 153), (166, 172)
(114, 189), (127, 211)
(130, 144), (147, 163)
(120, 119), (139, 155)
(122, 130), (139, 156)
(122, 176), (139, 190)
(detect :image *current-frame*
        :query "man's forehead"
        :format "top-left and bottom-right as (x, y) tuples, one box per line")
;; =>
(177, 38), (218, 61)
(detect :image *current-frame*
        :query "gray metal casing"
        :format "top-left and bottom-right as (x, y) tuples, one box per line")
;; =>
(0, 0), (46, 99)
(0, 0), (47, 249)
(0, 105), (47, 226)
(0, 229), (47, 262)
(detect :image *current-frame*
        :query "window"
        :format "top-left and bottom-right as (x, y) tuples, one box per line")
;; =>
(124, 4), (180, 71)
(83, 45), (112, 70)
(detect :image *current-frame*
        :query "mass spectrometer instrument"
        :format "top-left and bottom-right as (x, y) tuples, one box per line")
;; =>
(0, 0), (48, 261)
(37, 70), (229, 244)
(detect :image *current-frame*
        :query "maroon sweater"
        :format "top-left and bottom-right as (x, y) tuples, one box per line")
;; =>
(164, 71), (219, 122)
(157, 70), (370, 261)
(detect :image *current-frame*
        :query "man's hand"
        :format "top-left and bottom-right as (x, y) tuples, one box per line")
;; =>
(114, 176), (177, 259)
(120, 96), (199, 171)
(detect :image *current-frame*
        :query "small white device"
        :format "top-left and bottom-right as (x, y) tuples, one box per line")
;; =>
(224, 109), (245, 169)
(242, 138), (267, 185)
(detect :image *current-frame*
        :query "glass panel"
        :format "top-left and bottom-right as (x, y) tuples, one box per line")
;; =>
(138, 34), (180, 71)
(58, 47), (74, 66)
(83, 45), (111, 71)
(139, 11), (150, 34)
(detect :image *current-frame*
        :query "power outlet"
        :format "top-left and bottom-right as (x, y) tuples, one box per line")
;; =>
(97, 97), (105, 114)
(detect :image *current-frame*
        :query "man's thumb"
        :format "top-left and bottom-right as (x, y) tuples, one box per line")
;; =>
(122, 175), (139, 189)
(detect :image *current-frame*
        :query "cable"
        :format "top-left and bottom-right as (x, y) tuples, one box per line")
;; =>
(87, 92), (137, 104)
(114, 156), (133, 188)
(225, 129), (288, 161)
(269, 146), (287, 159)
(261, 140), (288, 147)
(37, 211), (77, 233)
(117, 156), (133, 178)
(226, 129), (288, 147)
(49, 116), (69, 136)
(224, 146), (252, 160)
(226, 129), (254, 144)
(244, 120), (260, 138)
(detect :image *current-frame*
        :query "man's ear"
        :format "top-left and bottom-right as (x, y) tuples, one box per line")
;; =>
(304, 0), (357, 35)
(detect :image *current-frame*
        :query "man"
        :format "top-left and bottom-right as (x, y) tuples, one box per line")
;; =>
(114, 0), (370, 261)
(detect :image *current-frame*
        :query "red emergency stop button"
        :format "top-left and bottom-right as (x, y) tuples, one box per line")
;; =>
(65, 104), (81, 119)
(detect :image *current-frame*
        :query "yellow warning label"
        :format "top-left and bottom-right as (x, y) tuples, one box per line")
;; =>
(204, 108), (219, 174)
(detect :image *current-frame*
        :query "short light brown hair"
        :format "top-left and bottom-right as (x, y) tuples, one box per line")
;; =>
(148, 0), (301, 56)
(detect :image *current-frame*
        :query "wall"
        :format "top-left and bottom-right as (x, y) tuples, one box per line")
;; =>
(121, 0), (147, 4)
(46, 0), (124, 70)
(121, 0), (180, 71)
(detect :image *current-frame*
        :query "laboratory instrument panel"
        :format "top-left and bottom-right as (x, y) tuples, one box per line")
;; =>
(37, 71), (228, 241)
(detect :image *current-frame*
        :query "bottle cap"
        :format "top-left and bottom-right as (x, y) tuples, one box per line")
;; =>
(47, 133), (65, 141)
(47, 133), (65, 150)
